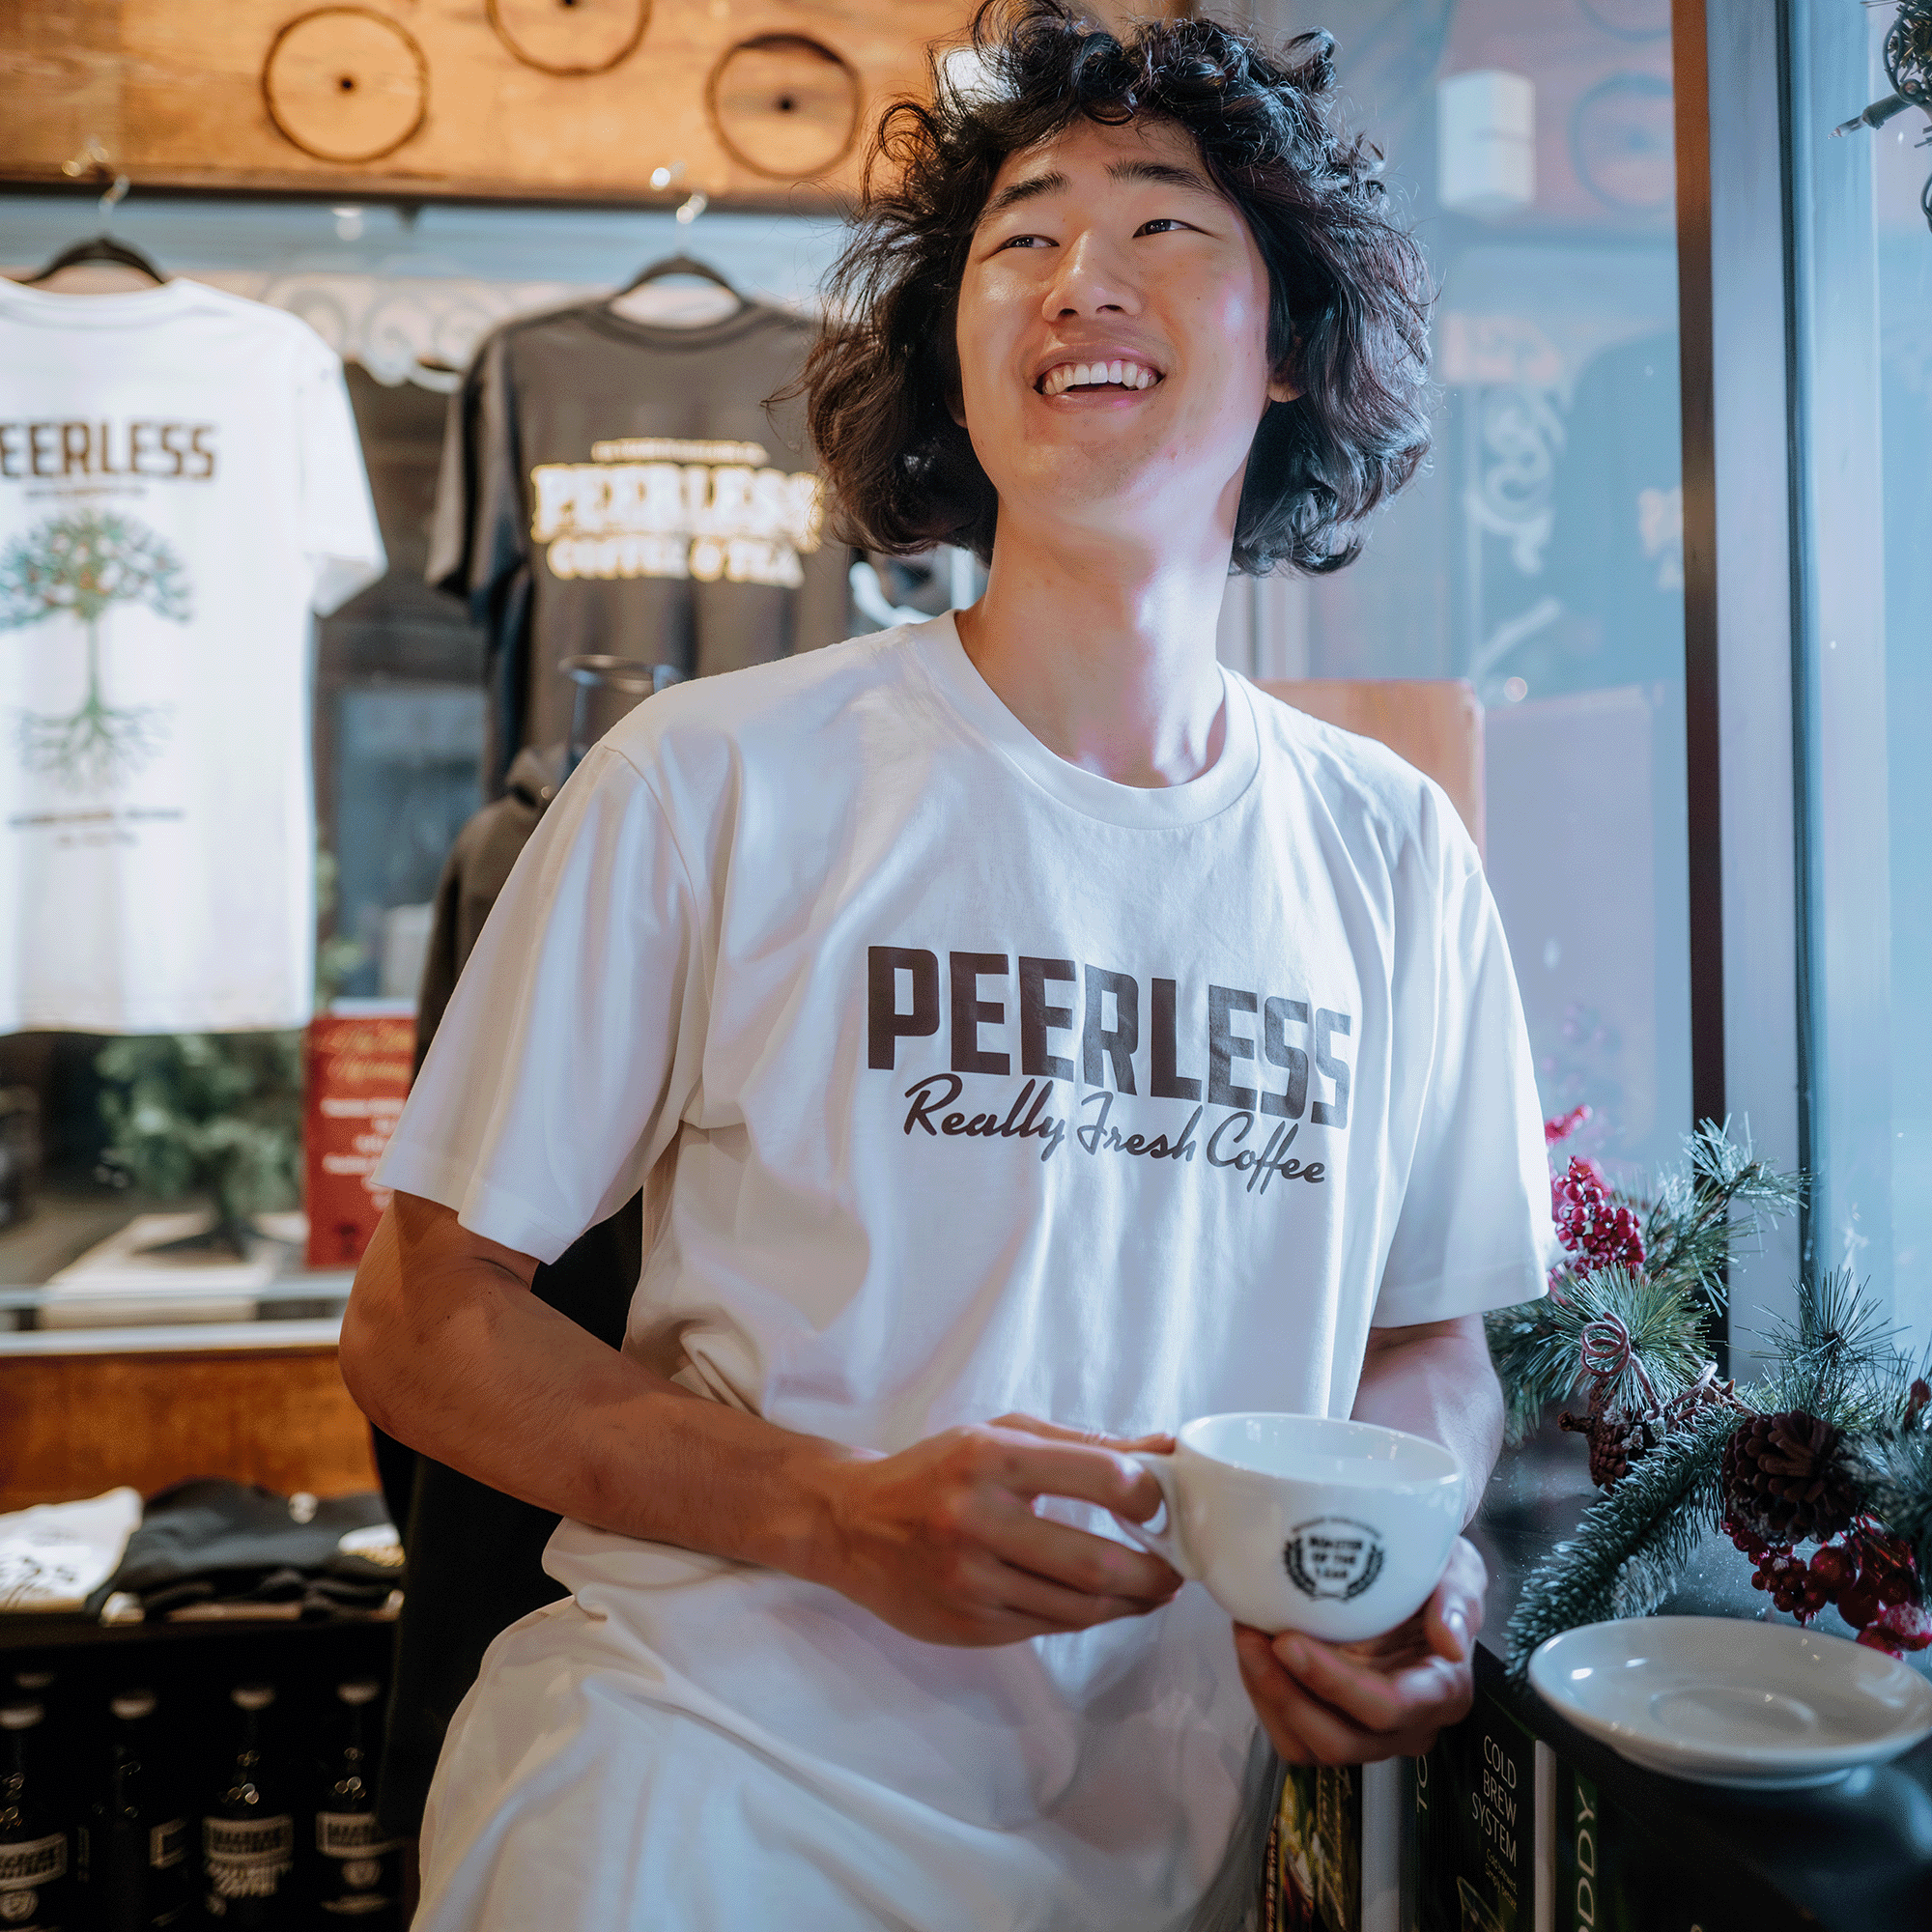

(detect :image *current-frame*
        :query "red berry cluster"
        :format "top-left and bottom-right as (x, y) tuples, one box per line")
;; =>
(1551, 1155), (1645, 1274)
(1731, 1520), (1930, 1655)
(1545, 1104), (1591, 1149)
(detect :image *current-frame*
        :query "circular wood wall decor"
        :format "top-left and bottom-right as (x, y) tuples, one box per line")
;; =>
(707, 35), (862, 180)
(263, 8), (428, 164)
(486, 0), (649, 78)
(1568, 71), (1675, 213)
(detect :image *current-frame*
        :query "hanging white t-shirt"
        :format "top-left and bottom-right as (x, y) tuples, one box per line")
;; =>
(0, 278), (384, 1033)
(380, 615), (1554, 1932)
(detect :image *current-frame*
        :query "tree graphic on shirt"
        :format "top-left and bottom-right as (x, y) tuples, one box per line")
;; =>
(0, 509), (188, 792)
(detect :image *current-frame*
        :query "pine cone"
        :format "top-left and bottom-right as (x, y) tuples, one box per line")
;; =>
(1720, 1411), (1861, 1545)
(1560, 1406), (1657, 1489)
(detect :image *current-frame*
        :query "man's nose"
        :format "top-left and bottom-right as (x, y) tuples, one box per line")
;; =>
(1043, 231), (1139, 319)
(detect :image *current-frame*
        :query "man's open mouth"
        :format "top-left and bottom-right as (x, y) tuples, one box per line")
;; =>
(1036, 359), (1163, 396)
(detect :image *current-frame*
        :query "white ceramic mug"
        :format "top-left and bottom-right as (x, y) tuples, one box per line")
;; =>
(1113, 1412), (1464, 1642)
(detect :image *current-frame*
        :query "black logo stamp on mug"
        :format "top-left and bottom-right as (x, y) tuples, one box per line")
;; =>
(1283, 1518), (1386, 1602)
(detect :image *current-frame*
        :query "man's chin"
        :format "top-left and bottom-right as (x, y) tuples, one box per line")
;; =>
(994, 477), (1217, 555)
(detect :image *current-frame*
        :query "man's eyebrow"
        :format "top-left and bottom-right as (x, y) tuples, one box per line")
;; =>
(1106, 158), (1217, 196)
(980, 169), (1066, 219)
(980, 156), (1219, 223)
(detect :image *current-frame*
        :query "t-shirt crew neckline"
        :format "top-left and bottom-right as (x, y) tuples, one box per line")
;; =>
(0, 278), (197, 327)
(913, 612), (1261, 830)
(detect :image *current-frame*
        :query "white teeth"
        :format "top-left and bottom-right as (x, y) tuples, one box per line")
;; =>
(1039, 359), (1159, 395)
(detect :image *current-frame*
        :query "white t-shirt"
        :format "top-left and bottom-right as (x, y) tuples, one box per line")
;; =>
(383, 616), (1553, 1931)
(0, 278), (384, 1033)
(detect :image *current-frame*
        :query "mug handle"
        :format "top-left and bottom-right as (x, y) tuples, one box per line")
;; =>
(1111, 1452), (1201, 1580)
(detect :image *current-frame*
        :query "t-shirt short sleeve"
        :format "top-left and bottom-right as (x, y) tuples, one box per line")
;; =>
(1371, 826), (1556, 1330)
(377, 741), (706, 1263)
(296, 347), (385, 616)
(425, 327), (524, 616)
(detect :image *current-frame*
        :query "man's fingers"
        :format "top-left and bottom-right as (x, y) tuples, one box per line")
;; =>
(1268, 1629), (1469, 1734)
(988, 1414), (1179, 1462)
(991, 1561), (1170, 1633)
(1424, 1548), (1486, 1662)
(1230, 1534), (1488, 1764)
(1427, 1595), (1471, 1664)
(969, 1432), (1164, 1519)
(1270, 1633), (1416, 1731)
(986, 1500), (1181, 1602)
(1236, 1631), (1437, 1766)
(930, 1550), (1150, 1645)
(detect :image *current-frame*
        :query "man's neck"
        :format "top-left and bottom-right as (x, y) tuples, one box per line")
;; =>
(953, 520), (1233, 789)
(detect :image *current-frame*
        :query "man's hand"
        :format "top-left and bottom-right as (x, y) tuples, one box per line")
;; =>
(1236, 1311), (1503, 1763)
(347, 1203), (1179, 1649)
(811, 1414), (1183, 1647)
(1234, 1537), (1485, 1764)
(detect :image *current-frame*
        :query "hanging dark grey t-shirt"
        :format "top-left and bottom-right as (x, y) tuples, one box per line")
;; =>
(427, 299), (850, 789)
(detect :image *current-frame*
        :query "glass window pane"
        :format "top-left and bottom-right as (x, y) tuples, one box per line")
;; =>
(1229, 0), (1690, 1179)
(1882, 175), (1932, 1336)
(1791, 0), (1932, 1338)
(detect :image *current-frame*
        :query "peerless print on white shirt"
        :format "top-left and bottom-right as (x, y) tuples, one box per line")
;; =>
(0, 279), (384, 1033)
(380, 617), (1554, 1932)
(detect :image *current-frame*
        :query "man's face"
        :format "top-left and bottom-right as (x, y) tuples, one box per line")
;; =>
(955, 113), (1289, 552)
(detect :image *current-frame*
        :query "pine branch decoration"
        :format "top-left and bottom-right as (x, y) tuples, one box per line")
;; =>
(1486, 1273), (1714, 1449)
(1552, 1268), (1709, 1419)
(1506, 1402), (1738, 1677)
(1640, 1119), (1803, 1310)
(1756, 1266), (1903, 1432)
(1487, 1119), (1803, 1447)
(1856, 1421), (1932, 1599)
(1486, 1303), (1577, 1446)
(1487, 1124), (1932, 1666)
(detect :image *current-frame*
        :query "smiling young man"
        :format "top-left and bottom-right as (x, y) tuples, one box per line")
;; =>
(342, 7), (1553, 1927)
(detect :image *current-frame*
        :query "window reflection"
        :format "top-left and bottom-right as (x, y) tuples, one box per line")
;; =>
(1231, 0), (1690, 1179)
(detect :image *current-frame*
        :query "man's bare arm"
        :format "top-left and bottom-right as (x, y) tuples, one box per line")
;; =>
(340, 1191), (1178, 1646)
(1235, 1314), (1503, 1764)
(1349, 1314), (1503, 1529)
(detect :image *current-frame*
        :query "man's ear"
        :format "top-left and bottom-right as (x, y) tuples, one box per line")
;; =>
(948, 382), (968, 429)
(1267, 334), (1302, 406)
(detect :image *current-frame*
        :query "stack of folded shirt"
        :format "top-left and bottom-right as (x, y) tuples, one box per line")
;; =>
(83, 1479), (402, 1622)
(0, 1487), (143, 1613)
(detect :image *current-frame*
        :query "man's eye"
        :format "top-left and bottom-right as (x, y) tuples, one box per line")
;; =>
(1137, 218), (1190, 236)
(1000, 233), (1052, 250)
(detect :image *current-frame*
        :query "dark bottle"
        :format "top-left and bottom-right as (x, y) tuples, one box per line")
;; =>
(308, 1682), (398, 1928)
(202, 1685), (295, 1927)
(0, 1700), (72, 1932)
(10, 1677), (71, 1825)
(81, 1691), (191, 1931)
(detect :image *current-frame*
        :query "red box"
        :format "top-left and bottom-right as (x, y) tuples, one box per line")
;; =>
(305, 1008), (415, 1269)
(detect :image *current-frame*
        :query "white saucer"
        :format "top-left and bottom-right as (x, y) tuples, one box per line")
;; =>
(1528, 1616), (1932, 1789)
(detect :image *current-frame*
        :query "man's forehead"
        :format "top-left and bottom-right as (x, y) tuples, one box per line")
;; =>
(979, 119), (1221, 219)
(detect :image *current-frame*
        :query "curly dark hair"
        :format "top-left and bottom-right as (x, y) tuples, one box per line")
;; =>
(800, 0), (1434, 576)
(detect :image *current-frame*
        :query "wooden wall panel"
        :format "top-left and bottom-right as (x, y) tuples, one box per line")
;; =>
(0, 1347), (379, 1513)
(0, 0), (974, 206)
